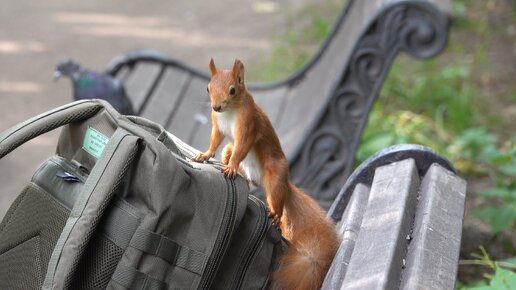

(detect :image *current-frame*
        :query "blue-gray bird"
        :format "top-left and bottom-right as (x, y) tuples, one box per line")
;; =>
(54, 59), (135, 115)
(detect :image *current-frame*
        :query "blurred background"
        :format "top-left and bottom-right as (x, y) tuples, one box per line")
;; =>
(0, 0), (514, 287)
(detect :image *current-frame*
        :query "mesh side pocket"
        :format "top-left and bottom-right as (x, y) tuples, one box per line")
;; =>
(0, 184), (70, 289)
(69, 232), (124, 290)
(0, 236), (42, 290)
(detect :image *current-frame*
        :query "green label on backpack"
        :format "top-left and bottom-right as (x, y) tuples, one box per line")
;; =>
(83, 127), (109, 158)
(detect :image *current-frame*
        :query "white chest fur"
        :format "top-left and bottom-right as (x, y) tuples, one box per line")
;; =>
(241, 149), (262, 185)
(216, 110), (237, 141)
(215, 110), (262, 185)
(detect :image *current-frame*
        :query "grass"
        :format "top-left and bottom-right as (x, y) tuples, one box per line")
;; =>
(456, 247), (516, 290)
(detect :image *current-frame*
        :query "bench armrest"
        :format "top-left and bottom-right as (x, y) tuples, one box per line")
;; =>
(324, 144), (466, 289)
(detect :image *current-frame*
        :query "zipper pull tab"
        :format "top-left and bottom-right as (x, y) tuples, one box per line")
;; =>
(56, 171), (82, 183)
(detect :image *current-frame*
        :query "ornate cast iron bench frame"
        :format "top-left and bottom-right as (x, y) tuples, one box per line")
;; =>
(105, 0), (452, 209)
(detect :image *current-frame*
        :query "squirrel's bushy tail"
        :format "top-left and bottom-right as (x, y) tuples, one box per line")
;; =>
(273, 240), (331, 290)
(271, 183), (339, 290)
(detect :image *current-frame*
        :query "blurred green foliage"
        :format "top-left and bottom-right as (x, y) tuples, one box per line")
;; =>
(457, 247), (516, 290)
(250, 0), (343, 81)
(252, 0), (515, 284)
(360, 0), (516, 286)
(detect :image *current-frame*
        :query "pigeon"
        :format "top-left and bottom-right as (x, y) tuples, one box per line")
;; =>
(54, 59), (135, 115)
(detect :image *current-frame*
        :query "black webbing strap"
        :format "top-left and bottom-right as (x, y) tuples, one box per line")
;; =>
(129, 228), (209, 275)
(112, 264), (169, 290)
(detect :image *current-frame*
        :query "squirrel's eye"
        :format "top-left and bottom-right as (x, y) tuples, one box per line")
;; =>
(207, 86), (210, 93)
(229, 86), (236, 96)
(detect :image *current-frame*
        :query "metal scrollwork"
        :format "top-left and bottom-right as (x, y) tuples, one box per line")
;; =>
(332, 87), (366, 124)
(293, 128), (349, 199)
(290, 1), (450, 209)
(352, 46), (386, 92)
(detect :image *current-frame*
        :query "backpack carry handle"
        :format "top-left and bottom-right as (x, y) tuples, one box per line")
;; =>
(125, 115), (184, 158)
(0, 100), (105, 159)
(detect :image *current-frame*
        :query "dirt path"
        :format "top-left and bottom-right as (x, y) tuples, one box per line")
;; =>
(0, 0), (320, 218)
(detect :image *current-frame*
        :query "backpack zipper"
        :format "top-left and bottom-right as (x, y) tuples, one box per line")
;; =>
(198, 177), (238, 289)
(230, 195), (270, 289)
(169, 137), (226, 170)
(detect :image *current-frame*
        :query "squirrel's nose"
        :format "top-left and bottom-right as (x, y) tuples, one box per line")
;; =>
(212, 105), (222, 112)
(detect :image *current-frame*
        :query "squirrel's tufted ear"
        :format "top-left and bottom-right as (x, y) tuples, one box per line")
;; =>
(232, 59), (245, 85)
(209, 58), (217, 76)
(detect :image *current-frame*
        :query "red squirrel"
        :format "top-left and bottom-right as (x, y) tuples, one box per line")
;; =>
(192, 58), (339, 290)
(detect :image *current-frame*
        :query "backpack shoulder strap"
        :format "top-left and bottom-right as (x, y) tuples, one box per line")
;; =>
(43, 127), (140, 289)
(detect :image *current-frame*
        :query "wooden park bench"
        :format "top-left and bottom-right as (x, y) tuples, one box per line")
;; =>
(323, 144), (466, 289)
(102, 0), (466, 288)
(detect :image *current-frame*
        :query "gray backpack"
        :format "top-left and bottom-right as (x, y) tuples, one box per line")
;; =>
(0, 99), (286, 290)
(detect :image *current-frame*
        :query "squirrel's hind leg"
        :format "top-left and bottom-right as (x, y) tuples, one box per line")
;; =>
(221, 143), (233, 165)
(262, 161), (289, 226)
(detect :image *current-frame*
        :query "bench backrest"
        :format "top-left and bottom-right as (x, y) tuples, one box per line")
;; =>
(106, 0), (451, 208)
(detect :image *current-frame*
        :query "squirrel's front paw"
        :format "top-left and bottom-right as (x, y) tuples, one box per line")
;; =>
(192, 152), (212, 162)
(221, 165), (238, 178)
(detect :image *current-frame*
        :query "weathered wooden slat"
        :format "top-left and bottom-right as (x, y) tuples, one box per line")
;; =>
(114, 66), (131, 83)
(322, 183), (371, 290)
(188, 107), (212, 150)
(342, 158), (419, 290)
(123, 62), (162, 113)
(250, 87), (288, 127)
(165, 77), (209, 142)
(400, 163), (466, 290)
(140, 67), (190, 126)
(275, 0), (376, 159)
